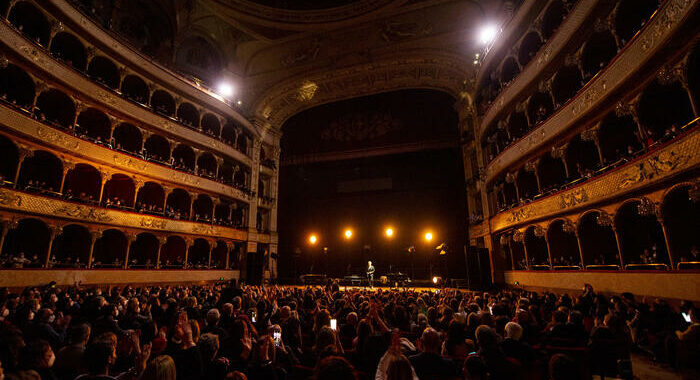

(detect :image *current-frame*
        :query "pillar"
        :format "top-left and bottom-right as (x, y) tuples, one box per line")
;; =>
(156, 236), (166, 269)
(512, 174), (521, 203)
(133, 179), (144, 208)
(183, 237), (193, 269)
(507, 239), (515, 270)
(98, 175), (110, 205)
(207, 240), (213, 269)
(0, 220), (11, 254)
(163, 187), (173, 214)
(543, 232), (553, 269)
(45, 225), (61, 268)
(59, 165), (71, 194)
(225, 242), (231, 270)
(87, 231), (101, 268)
(124, 233), (137, 269)
(13, 149), (30, 188)
(574, 230), (586, 269)
(189, 194), (196, 220)
(657, 217), (675, 269)
(611, 225), (625, 269)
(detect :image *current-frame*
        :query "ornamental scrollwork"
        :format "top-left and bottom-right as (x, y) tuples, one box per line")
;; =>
(619, 150), (690, 189)
(558, 188), (589, 209)
(139, 217), (168, 229)
(37, 127), (80, 150)
(192, 224), (218, 236)
(506, 206), (533, 224)
(53, 205), (112, 222)
(0, 189), (22, 207)
(113, 155), (148, 171)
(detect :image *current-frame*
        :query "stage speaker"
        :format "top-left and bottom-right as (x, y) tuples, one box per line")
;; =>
(466, 246), (492, 290)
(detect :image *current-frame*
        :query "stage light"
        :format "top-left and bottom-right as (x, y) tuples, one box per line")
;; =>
(309, 235), (317, 245)
(479, 24), (499, 45)
(217, 82), (234, 98)
(424, 232), (433, 242)
(344, 229), (353, 239)
(433, 276), (438, 284)
(385, 228), (394, 237)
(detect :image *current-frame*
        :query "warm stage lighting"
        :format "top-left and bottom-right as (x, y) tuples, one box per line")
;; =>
(479, 24), (498, 45)
(433, 276), (438, 284)
(425, 232), (433, 242)
(385, 228), (394, 237)
(344, 229), (353, 239)
(217, 82), (234, 98)
(309, 235), (317, 244)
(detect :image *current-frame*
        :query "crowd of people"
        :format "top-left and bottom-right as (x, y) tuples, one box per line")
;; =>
(0, 281), (697, 380)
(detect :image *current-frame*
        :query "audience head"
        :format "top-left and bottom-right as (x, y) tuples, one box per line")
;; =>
(419, 327), (441, 354)
(141, 355), (176, 380)
(314, 356), (356, 380)
(549, 354), (577, 380)
(504, 322), (523, 341)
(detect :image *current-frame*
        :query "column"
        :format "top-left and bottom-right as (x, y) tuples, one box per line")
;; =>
(211, 199), (218, 225)
(269, 243), (278, 280)
(657, 216), (675, 269)
(133, 179), (144, 208)
(189, 194), (196, 220)
(59, 162), (75, 194)
(543, 231), (553, 269)
(156, 236), (166, 269)
(531, 161), (542, 194)
(45, 225), (61, 268)
(87, 230), (101, 268)
(611, 225), (625, 269)
(207, 240), (213, 269)
(163, 187), (173, 214)
(98, 174), (110, 205)
(183, 237), (193, 269)
(574, 230), (586, 269)
(124, 233), (137, 269)
(511, 173), (521, 203)
(507, 239), (515, 270)
(0, 219), (12, 254)
(522, 239), (530, 270)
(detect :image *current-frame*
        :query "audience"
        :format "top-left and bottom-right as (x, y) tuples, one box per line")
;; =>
(0, 281), (697, 380)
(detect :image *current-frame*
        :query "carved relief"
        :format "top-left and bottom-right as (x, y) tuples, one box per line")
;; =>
(139, 217), (168, 229)
(0, 189), (22, 207)
(506, 206), (533, 223)
(37, 128), (80, 150)
(619, 150), (691, 189)
(53, 205), (112, 222)
(281, 38), (321, 67)
(381, 21), (432, 42)
(113, 155), (148, 171)
(558, 188), (589, 209)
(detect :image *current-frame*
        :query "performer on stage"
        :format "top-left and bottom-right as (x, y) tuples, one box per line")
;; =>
(367, 260), (375, 288)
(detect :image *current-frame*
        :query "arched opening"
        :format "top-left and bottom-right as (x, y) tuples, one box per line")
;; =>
(1, 218), (50, 267)
(120, 75), (149, 104)
(516, 169), (539, 201)
(0, 0), (10, 17)
(565, 134), (600, 179)
(197, 153), (217, 178)
(218, 161), (234, 185)
(581, 31), (618, 79)
(76, 108), (112, 142)
(500, 57), (520, 85)
(49, 32), (87, 71)
(615, 200), (668, 268)
(201, 114), (221, 137)
(35, 89), (75, 128)
(144, 134), (170, 163)
(165, 189), (190, 220)
(92, 229), (127, 268)
(112, 123), (143, 154)
(638, 80), (694, 141)
(221, 120), (237, 146)
(87, 56), (120, 89)
(128, 233), (158, 268)
(688, 43), (700, 108)
(598, 113), (643, 163)
(177, 102), (199, 128)
(496, 233), (514, 270)
(229, 242), (244, 269)
(258, 178), (266, 198)
(238, 134), (249, 155)
(0, 64), (36, 109)
(211, 241), (228, 269)
(62, 163), (101, 203)
(160, 236), (186, 268)
(527, 91), (554, 126)
(524, 226), (549, 267)
(538, 153), (567, 191)
(214, 201), (231, 225)
(510, 234), (527, 269)
(50, 224), (91, 268)
(231, 203), (246, 228)
(150, 90), (175, 117)
(503, 180), (518, 207)
(135, 182), (165, 214)
(551, 65), (583, 107)
(578, 211), (619, 268)
(547, 220), (580, 268)
(614, 0), (659, 46)
(102, 174), (135, 208)
(192, 194), (213, 222)
(172, 144), (195, 172)
(8, 1), (50, 46)
(518, 32), (543, 67)
(234, 167), (248, 189)
(661, 185), (700, 267)
(0, 135), (19, 185)
(507, 112), (528, 140)
(187, 238), (210, 268)
(541, 1), (566, 40)
(18, 150), (62, 192)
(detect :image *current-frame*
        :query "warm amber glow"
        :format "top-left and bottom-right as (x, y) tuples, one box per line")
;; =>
(385, 228), (394, 237)
(433, 276), (439, 284)
(309, 235), (317, 244)
(344, 229), (353, 239)
(424, 232), (433, 242)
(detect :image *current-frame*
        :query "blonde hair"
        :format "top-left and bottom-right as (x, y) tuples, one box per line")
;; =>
(141, 355), (176, 380)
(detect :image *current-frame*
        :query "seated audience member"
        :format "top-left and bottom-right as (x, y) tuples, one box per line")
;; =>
(500, 322), (534, 367)
(54, 324), (90, 380)
(408, 328), (456, 379)
(548, 354), (578, 380)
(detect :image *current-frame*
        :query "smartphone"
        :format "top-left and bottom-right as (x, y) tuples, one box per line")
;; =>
(330, 319), (337, 330)
(682, 312), (691, 323)
(273, 331), (281, 346)
(251, 311), (257, 323)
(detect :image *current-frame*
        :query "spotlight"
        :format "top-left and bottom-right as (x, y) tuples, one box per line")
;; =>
(424, 232), (433, 242)
(479, 24), (499, 45)
(385, 228), (394, 237)
(217, 82), (234, 98)
(344, 229), (353, 239)
(309, 235), (317, 245)
(236, 100), (242, 105)
(432, 276), (439, 284)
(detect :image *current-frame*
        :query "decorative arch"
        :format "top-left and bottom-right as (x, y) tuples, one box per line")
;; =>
(18, 150), (63, 192)
(510, 230), (527, 269)
(538, 151), (567, 191)
(1, 218), (50, 266)
(661, 183), (700, 267)
(62, 163), (102, 202)
(136, 182), (165, 214)
(551, 65), (583, 107)
(193, 194), (214, 221)
(187, 238), (211, 268)
(581, 30), (618, 79)
(150, 90), (175, 117)
(218, 161), (234, 185)
(500, 56), (520, 85)
(546, 219), (581, 267)
(144, 134), (171, 163)
(8, 1), (50, 46)
(76, 107), (112, 142)
(177, 102), (200, 128)
(527, 91), (554, 126)
(197, 153), (217, 177)
(613, 0), (659, 46)
(506, 111), (528, 140)
(518, 31), (543, 67)
(516, 168), (538, 201)
(564, 134), (599, 178)
(221, 119), (238, 146)
(201, 114), (221, 137)
(541, 1), (567, 40)
(49, 32), (87, 71)
(211, 241), (228, 269)
(102, 174), (136, 208)
(0, 134), (19, 184)
(614, 199), (668, 267)
(50, 224), (91, 267)
(524, 225), (549, 267)
(128, 233), (159, 268)
(0, 63), (36, 108)
(121, 75), (149, 104)
(35, 89), (75, 128)
(638, 79), (694, 139)
(172, 144), (195, 171)
(577, 210), (619, 268)
(598, 113), (642, 163)
(92, 229), (127, 268)
(165, 188), (191, 219)
(160, 236), (186, 268)
(112, 123), (143, 154)
(87, 56), (121, 89)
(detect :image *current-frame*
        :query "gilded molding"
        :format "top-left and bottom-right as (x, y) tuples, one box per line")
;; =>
(484, 0), (697, 184)
(0, 188), (248, 241)
(490, 128), (700, 232)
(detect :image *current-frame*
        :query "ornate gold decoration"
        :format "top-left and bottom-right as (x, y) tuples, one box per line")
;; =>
(37, 127), (80, 150)
(499, 234), (510, 245)
(53, 205), (112, 222)
(533, 226), (545, 238)
(139, 217), (168, 229)
(614, 101), (635, 117)
(281, 38), (321, 67)
(381, 21), (432, 42)
(112, 155), (147, 171)
(619, 150), (690, 189)
(18, 45), (48, 65)
(637, 197), (657, 217)
(506, 206), (533, 224)
(561, 220), (576, 234)
(0, 189), (22, 207)
(640, 0), (692, 52)
(512, 230), (524, 243)
(192, 224), (218, 236)
(596, 212), (613, 227)
(559, 188), (589, 209)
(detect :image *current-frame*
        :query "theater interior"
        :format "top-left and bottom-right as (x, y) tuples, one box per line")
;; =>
(0, 0), (698, 379)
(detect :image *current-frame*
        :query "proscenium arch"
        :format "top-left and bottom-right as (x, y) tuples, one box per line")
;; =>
(252, 53), (470, 128)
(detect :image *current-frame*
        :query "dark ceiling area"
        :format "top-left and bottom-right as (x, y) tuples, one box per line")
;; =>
(248, 0), (362, 11)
